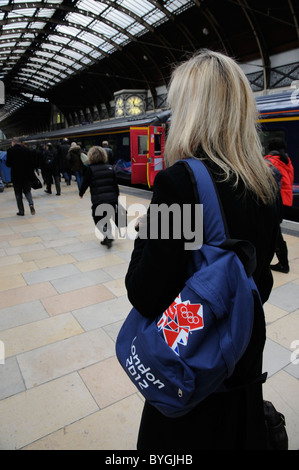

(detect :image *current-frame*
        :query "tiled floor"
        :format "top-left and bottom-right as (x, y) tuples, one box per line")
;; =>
(0, 181), (298, 450)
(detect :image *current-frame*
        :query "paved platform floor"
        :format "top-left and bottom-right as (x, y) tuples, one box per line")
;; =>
(0, 181), (298, 450)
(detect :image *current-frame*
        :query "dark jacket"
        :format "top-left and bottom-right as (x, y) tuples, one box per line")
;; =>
(103, 146), (115, 165)
(126, 159), (280, 450)
(66, 144), (85, 173)
(42, 147), (60, 175)
(79, 162), (119, 205)
(6, 144), (34, 184)
(58, 142), (71, 171)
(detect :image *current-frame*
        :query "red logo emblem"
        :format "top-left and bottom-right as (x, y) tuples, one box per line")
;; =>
(157, 294), (204, 356)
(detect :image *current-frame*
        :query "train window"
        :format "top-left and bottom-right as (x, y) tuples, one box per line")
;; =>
(259, 130), (286, 155)
(154, 133), (162, 155)
(122, 137), (129, 146)
(138, 134), (148, 155)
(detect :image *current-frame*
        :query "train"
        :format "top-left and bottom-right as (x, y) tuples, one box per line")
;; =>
(1, 91), (298, 206)
(0, 109), (170, 189)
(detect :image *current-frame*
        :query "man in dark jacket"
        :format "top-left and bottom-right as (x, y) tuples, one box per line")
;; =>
(42, 143), (61, 195)
(6, 137), (36, 216)
(58, 138), (71, 185)
(102, 141), (115, 165)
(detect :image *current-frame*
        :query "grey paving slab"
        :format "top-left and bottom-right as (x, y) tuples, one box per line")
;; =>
(71, 247), (108, 261)
(17, 328), (116, 388)
(0, 300), (49, 331)
(267, 282), (299, 312)
(50, 268), (112, 293)
(72, 295), (131, 331)
(263, 338), (292, 377)
(22, 263), (80, 284)
(0, 357), (25, 400)
(56, 241), (100, 255)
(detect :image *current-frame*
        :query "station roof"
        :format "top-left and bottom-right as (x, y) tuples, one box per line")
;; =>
(0, 0), (299, 136)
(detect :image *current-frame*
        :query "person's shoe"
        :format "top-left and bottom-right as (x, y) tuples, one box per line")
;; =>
(101, 237), (113, 248)
(30, 205), (36, 215)
(106, 239), (113, 249)
(270, 262), (289, 274)
(16, 212), (24, 216)
(56, 193), (61, 196)
(44, 189), (51, 194)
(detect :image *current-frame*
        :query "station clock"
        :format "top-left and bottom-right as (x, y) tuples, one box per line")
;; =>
(114, 90), (146, 118)
(125, 95), (144, 116)
(115, 97), (124, 116)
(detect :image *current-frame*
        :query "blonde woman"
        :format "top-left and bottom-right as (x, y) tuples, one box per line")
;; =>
(125, 50), (280, 449)
(79, 146), (119, 248)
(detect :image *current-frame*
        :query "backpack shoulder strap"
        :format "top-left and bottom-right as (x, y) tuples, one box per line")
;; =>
(181, 158), (257, 277)
(182, 157), (228, 245)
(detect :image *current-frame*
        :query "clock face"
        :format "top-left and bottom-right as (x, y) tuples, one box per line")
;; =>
(125, 96), (144, 115)
(115, 97), (124, 116)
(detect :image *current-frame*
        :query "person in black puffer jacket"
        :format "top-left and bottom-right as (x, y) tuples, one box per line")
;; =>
(79, 146), (119, 248)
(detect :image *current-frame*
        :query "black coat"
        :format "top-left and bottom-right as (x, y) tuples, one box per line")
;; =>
(125, 159), (280, 450)
(79, 162), (119, 205)
(6, 144), (34, 184)
(42, 148), (60, 176)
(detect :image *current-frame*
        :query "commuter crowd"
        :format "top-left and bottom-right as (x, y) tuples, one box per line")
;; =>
(3, 137), (119, 249)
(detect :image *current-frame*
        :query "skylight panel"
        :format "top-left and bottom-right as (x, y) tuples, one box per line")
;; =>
(27, 22), (47, 29)
(144, 10), (165, 26)
(42, 43), (62, 52)
(48, 34), (70, 45)
(7, 9), (36, 18)
(105, 9), (133, 30)
(35, 50), (55, 59)
(80, 56), (93, 65)
(67, 12), (93, 28)
(36, 8), (57, 18)
(121, 0), (153, 17)
(127, 23), (145, 36)
(91, 21), (117, 37)
(78, 31), (104, 47)
(77, 0), (107, 16)
(167, 0), (193, 14)
(2, 22), (28, 30)
(56, 25), (79, 37)
(62, 48), (83, 61)
(30, 57), (48, 65)
(50, 55), (74, 67)
(69, 40), (93, 54)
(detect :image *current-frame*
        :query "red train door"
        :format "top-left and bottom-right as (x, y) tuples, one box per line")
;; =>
(130, 127), (148, 185)
(147, 125), (165, 187)
(130, 125), (165, 186)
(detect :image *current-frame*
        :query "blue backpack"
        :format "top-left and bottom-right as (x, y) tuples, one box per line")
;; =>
(116, 158), (261, 418)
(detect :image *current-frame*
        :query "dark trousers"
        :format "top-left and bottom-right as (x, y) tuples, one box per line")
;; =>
(45, 173), (61, 195)
(13, 182), (34, 214)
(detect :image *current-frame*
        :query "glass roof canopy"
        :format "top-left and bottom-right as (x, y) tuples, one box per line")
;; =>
(0, 0), (193, 102)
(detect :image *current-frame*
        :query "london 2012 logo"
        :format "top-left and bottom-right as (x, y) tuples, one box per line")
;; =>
(157, 294), (204, 356)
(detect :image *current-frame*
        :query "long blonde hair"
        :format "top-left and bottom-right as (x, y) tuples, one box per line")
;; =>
(165, 49), (277, 204)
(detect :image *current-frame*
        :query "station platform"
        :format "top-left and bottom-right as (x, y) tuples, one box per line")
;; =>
(0, 181), (298, 450)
